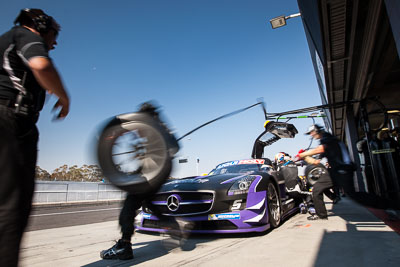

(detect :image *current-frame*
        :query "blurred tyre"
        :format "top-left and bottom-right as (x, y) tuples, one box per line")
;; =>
(305, 163), (329, 186)
(97, 116), (173, 196)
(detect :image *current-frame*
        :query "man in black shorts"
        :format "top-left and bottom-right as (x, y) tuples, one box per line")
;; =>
(0, 8), (70, 266)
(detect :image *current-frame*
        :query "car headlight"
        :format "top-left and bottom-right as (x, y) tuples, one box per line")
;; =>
(228, 175), (257, 195)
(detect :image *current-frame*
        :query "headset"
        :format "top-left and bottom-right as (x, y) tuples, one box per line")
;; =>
(14, 8), (58, 34)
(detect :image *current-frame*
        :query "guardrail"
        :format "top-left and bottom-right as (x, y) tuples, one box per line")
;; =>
(33, 181), (126, 205)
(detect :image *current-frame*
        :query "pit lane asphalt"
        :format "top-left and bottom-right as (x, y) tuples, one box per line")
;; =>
(20, 198), (400, 267)
(27, 202), (123, 231)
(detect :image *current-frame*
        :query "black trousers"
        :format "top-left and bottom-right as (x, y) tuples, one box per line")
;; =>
(0, 106), (38, 267)
(119, 194), (146, 241)
(323, 187), (337, 201)
(119, 187), (163, 240)
(312, 175), (334, 218)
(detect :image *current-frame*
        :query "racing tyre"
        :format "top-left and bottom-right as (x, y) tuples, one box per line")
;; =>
(267, 181), (281, 228)
(305, 164), (329, 186)
(97, 120), (172, 195)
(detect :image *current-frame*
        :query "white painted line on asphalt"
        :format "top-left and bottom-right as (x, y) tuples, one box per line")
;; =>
(31, 207), (121, 217)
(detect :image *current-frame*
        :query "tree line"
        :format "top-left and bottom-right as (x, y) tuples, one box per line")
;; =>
(35, 164), (105, 182)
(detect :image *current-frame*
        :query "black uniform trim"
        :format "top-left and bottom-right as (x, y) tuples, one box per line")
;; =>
(0, 26), (48, 110)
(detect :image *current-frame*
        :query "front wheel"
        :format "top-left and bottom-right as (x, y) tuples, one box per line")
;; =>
(267, 181), (281, 228)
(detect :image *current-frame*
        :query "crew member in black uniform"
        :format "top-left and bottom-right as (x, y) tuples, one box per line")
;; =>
(298, 125), (354, 220)
(0, 9), (70, 266)
(99, 103), (191, 261)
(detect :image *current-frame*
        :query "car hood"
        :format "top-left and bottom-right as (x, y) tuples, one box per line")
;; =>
(159, 173), (251, 192)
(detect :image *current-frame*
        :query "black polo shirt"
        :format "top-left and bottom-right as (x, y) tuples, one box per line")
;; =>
(319, 131), (343, 169)
(0, 26), (48, 111)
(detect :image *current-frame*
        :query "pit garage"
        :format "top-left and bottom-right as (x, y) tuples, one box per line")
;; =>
(297, 0), (400, 207)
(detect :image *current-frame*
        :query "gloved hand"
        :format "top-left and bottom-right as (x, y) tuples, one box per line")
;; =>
(293, 149), (305, 161)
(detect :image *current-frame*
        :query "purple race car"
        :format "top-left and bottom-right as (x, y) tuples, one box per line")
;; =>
(136, 121), (302, 234)
(136, 158), (300, 234)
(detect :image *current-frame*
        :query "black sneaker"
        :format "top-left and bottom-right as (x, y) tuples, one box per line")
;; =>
(307, 215), (328, 221)
(100, 239), (133, 260)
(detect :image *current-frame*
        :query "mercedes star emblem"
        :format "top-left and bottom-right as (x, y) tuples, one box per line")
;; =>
(167, 195), (180, 211)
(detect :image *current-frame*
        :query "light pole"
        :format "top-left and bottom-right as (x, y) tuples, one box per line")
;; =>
(196, 157), (199, 176)
(269, 13), (301, 29)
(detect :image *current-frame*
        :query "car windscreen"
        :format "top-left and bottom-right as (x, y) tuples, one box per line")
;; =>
(209, 164), (264, 175)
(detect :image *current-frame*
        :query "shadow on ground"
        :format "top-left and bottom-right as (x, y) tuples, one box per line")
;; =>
(81, 234), (216, 267)
(82, 206), (296, 266)
(81, 223), (278, 266)
(313, 197), (400, 267)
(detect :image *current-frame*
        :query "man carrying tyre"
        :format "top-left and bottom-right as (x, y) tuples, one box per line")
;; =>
(99, 103), (191, 261)
(0, 8), (69, 266)
(297, 124), (353, 220)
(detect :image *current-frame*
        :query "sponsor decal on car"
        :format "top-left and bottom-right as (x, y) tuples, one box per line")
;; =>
(142, 213), (152, 219)
(208, 213), (241, 220)
(238, 159), (265, 165)
(216, 160), (240, 169)
(216, 159), (265, 169)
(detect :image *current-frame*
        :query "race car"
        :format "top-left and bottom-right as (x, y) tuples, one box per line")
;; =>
(135, 121), (326, 234)
(135, 158), (300, 234)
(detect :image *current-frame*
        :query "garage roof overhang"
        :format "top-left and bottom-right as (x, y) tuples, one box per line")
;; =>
(305, 0), (400, 139)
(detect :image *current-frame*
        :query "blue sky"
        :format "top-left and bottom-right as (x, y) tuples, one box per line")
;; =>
(2, 0), (324, 177)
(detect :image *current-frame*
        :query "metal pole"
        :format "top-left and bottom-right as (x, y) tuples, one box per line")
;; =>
(345, 105), (366, 192)
(66, 183), (69, 203)
(360, 102), (381, 196)
(196, 158), (199, 176)
(285, 13), (301, 19)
